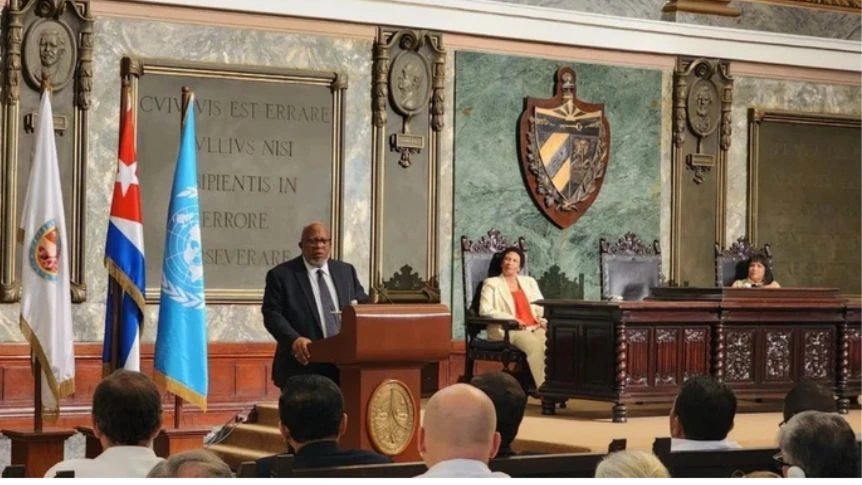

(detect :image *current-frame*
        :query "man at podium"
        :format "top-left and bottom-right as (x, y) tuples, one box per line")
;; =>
(262, 221), (368, 388)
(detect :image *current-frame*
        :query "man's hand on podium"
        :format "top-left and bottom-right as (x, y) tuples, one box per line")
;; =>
(292, 337), (312, 365)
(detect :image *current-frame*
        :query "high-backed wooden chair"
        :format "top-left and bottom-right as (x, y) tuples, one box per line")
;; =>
(459, 230), (533, 392)
(714, 236), (773, 287)
(599, 232), (661, 301)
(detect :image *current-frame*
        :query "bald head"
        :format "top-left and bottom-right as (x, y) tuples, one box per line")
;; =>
(299, 221), (332, 266)
(419, 384), (501, 467)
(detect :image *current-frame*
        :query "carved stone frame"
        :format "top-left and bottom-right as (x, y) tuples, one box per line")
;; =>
(369, 28), (446, 303)
(0, 0), (93, 303)
(669, 57), (732, 286)
(122, 57), (346, 304)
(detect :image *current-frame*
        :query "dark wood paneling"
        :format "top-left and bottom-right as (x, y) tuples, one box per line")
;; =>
(0, 342), (280, 429)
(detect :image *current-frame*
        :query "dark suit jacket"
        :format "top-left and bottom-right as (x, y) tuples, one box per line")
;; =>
(262, 256), (368, 388)
(255, 441), (391, 477)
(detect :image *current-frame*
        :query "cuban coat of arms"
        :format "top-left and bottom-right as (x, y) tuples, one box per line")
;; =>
(518, 67), (611, 229)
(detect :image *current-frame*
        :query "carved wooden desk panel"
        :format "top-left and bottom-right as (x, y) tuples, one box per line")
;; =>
(842, 299), (861, 407)
(539, 288), (859, 423)
(718, 289), (844, 404)
(538, 300), (718, 422)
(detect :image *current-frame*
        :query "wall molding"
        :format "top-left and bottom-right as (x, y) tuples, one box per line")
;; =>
(121, 0), (861, 72)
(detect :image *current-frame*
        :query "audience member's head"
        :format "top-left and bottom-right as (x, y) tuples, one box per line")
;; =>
(92, 370), (162, 448)
(777, 410), (861, 478)
(670, 376), (736, 441)
(781, 379), (836, 425)
(146, 449), (232, 478)
(419, 383), (500, 468)
(739, 470), (781, 478)
(595, 450), (670, 478)
(470, 372), (526, 455)
(279, 374), (346, 449)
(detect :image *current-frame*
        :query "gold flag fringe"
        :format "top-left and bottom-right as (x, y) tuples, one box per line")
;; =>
(19, 316), (76, 416)
(154, 370), (208, 413)
(104, 258), (147, 329)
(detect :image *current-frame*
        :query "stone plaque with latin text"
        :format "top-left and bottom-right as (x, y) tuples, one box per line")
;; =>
(129, 59), (346, 302)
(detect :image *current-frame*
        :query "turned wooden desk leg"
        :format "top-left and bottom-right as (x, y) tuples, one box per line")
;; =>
(541, 398), (556, 415)
(613, 321), (628, 423)
(613, 402), (628, 423)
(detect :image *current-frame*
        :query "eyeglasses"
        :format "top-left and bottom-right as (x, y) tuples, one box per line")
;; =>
(303, 238), (331, 246)
(772, 452), (792, 470)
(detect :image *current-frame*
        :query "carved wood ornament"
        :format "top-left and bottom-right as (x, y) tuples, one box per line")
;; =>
(1, 0), (93, 303)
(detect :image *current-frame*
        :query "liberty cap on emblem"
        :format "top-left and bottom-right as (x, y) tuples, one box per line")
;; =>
(517, 67), (611, 229)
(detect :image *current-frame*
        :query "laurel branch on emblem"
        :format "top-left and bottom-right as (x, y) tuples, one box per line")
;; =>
(162, 279), (205, 309)
(526, 120), (607, 212)
(177, 187), (198, 199)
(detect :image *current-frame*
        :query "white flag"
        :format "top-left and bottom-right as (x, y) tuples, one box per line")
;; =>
(19, 90), (75, 416)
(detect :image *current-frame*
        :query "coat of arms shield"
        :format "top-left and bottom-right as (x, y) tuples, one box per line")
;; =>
(518, 67), (611, 229)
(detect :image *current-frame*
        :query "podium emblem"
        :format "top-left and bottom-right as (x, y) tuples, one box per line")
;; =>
(367, 379), (414, 455)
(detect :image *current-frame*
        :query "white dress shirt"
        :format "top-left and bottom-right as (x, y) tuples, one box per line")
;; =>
(670, 438), (742, 451)
(303, 258), (340, 338)
(416, 459), (510, 478)
(43, 445), (164, 478)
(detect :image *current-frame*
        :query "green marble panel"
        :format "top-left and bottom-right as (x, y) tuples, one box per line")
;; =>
(451, 51), (662, 337)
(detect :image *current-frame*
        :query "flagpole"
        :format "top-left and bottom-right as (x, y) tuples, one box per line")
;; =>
(106, 80), (131, 376)
(30, 74), (54, 434)
(169, 86), (194, 430)
(33, 354), (42, 433)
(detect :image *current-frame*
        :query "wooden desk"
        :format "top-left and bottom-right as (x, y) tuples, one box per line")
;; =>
(538, 288), (861, 422)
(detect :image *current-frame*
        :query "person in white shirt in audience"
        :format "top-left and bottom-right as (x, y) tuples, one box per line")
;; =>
(595, 450), (670, 478)
(147, 449), (232, 478)
(776, 410), (860, 478)
(416, 383), (509, 478)
(669, 375), (741, 451)
(44, 370), (165, 478)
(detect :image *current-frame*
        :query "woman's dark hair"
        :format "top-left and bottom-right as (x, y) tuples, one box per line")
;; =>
(747, 253), (774, 285)
(488, 246), (526, 277)
(500, 246), (525, 269)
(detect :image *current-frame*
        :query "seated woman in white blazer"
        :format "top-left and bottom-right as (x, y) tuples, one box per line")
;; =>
(478, 246), (547, 389)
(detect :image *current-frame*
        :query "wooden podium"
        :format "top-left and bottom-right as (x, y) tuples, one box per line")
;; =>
(309, 304), (450, 462)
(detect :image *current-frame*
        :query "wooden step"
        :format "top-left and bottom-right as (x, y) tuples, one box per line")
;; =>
(217, 423), (284, 454)
(252, 402), (280, 427)
(207, 443), (272, 471)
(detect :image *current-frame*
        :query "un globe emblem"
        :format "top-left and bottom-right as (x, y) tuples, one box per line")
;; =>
(162, 202), (205, 308)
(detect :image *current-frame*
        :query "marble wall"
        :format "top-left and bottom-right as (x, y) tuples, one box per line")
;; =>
(493, 0), (861, 40)
(0, 17), (373, 343)
(450, 51), (664, 337)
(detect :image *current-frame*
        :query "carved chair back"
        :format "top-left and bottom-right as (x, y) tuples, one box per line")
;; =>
(461, 230), (528, 317)
(714, 237), (773, 287)
(599, 232), (661, 301)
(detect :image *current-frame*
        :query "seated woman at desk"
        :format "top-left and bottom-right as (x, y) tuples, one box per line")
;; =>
(732, 254), (781, 288)
(479, 246), (547, 389)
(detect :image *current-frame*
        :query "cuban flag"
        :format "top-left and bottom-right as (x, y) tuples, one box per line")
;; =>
(154, 89), (208, 411)
(103, 84), (146, 373)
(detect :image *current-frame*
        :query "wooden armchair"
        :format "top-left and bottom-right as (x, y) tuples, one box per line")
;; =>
(599, 232), (662, 301)
(459, 230), (533, 393)
(714, 236), (773, 287)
